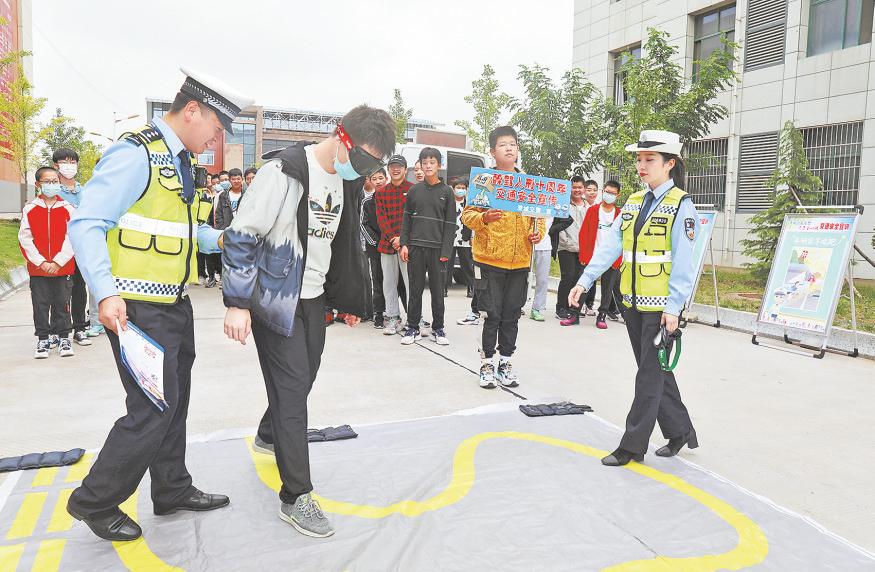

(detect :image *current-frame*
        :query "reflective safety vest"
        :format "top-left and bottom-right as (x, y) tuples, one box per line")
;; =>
(618, 187), (688, 312)
(106, 125), (212, 304)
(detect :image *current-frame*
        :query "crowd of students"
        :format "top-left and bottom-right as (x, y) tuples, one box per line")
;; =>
(354, 126), (623, 389)
(19, 129), (621, 384)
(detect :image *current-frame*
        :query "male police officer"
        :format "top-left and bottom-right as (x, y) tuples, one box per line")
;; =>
(67, 69), (253, 541)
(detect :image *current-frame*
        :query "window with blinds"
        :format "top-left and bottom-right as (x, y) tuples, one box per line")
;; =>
(744, 0), (788, 71)
(736, 131), (779, 211)
(686, 138), (729, 210)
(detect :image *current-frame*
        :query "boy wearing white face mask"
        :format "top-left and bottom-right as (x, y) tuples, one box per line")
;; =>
(19, 167), (78, 358)
(53, 148), (96, 344)
(577, 180), (623, 329)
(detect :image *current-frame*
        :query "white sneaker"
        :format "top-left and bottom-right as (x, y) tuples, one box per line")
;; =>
(431, 328), (449, 345)
(34, 339), (50, 359)
(479, 362), (496, 389)
(496, 360), (518, 387)
(383, 317), (401, 335)
(73, 330), (92, 346)
(48, 334), (60, 349)
(457, 312), (480, 326)
(400, 327), (421, 345)
(58, 337), (74, 357)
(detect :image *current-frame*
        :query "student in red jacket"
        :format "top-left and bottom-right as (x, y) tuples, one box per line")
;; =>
(19, 167), (77, 359)
(575, 180), (623, 329)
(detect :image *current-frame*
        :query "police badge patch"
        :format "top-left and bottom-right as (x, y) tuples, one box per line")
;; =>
(684, 217), (695, 241)
(160, 166), (176, 179)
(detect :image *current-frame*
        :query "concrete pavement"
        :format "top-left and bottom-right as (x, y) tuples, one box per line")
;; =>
(1, 283), (873, 553)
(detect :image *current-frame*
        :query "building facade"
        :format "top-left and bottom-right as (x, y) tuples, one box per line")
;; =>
(0, 0), (33, 213)
(573, 0), (875, 279)
(147, 99), (441, 175)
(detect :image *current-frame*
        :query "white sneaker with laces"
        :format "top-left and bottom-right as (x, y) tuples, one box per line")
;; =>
(457, 312), (480, 326)
(34, 339), (50, 359)
(431, 329), (449, 345)
(479, 362), (496, 389)
(58, 337), (74, 357)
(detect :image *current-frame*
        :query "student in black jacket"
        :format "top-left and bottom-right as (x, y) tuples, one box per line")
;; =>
(399, 147), (456, 346)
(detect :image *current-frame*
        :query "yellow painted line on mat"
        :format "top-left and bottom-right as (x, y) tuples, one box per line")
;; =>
(46, 489), (74, 533)
(32, 467), (59, 488)
(112, 490), (183, 571)
(32, 539), (65, 571)
(0, 544), (25, 572)
(247, 432), (769, 571)
(64, 454), (93, 483)
(6, 491), (48, 540)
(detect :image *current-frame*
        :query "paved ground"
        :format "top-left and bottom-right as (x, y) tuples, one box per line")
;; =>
(1, 283), (873, 554)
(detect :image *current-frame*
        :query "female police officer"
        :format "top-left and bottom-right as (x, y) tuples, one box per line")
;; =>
(569, 130), (700, 467)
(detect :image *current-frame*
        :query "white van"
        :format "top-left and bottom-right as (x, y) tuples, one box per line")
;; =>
(395, 144), (492, 185)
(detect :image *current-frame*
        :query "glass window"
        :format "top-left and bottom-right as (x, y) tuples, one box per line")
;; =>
(693, 4), (736, 81)
(612, 44), (641, 104)
(686, 138), (729, 210)
(808, 0), (875, 56)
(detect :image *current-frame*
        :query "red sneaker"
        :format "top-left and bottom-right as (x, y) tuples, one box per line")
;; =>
(560, 315), (580, 326)
(325, 311), (335, 326)
(596, 313), (608, 329)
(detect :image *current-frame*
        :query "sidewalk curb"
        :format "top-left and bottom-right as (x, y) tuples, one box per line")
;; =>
(546, 275), (874, 359)
(0, 266), (28, 301)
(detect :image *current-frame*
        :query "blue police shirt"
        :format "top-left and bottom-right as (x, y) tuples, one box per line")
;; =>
(58, 181), (83, 207)
(68, 116), (222, 304)
(576, 178), (700, 316)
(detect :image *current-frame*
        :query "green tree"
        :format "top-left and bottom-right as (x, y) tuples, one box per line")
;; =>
(510, 65), (611, 179)
(38, 108), (85, 165)
(388, 88), (413, 144)
(0, 62), (51, 208)
(455, 64), (511, 153)
(741, 121), (822, 281)
(585, 28), (738, 200)
(77, 139), (104, 183)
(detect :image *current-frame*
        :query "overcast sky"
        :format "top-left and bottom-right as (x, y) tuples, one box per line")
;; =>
(30, 0), (573, 144)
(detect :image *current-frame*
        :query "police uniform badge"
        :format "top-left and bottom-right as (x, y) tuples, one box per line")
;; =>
(622, 212), (634, 221)
(160, 166), (176, 179)
(684, 217), (695, 241)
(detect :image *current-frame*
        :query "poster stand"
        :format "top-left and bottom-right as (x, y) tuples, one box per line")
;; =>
(751, 206), (862, 359)
(682, 207), (720, 329)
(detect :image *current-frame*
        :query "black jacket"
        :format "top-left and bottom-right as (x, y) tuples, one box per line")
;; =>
(399, 180), (457, 259)
(213, 188), (245, 231)
(361, 192), (381, 256)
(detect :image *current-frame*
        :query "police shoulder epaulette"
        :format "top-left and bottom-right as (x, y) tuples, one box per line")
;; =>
(121, 126), (163, 148)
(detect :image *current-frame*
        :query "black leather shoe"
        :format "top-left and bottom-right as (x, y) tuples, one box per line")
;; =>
(153, 489), (230, 516)
(601, 448), (644, 466)
(68, 507), (142, 541)
(655, 430), (699, 457)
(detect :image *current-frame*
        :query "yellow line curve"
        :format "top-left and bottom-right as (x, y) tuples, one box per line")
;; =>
(247, 432), (768, 571)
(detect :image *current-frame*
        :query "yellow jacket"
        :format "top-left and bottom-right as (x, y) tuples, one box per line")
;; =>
(461, 207), (546, 271)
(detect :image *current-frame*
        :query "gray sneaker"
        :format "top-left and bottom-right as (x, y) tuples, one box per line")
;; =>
(383, 317), (401, 336)
(279, 493), (335, 538)
(252, 436), (274, 455)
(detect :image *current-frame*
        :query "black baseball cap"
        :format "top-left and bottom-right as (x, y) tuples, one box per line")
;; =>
(387, 154), (407, 167)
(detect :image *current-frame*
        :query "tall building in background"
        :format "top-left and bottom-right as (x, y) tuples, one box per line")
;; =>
(146, 99), (443, 175)
(573, 0), (875, 278)
(0, 0), (33, 213)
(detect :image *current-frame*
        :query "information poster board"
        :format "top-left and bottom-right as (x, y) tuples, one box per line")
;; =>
(687, 211), (717, 308)
(467, 167), (571, 219)
(757, 213), (858, 335)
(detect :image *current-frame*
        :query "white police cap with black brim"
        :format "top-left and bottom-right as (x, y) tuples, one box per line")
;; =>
(625, 130), (683, 156)
(179, 67), (255, 133)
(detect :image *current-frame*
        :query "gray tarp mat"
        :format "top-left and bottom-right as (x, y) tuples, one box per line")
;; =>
(1, 408), (872, 571)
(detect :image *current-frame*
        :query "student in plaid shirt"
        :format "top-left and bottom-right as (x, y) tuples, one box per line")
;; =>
(376, 154), (413, 335)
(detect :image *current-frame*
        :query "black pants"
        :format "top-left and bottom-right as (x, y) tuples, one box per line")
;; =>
(407, 246), (445, 330)
(71, 266), (89, 332)
(557, 250), (584, 312)
(69, 298), (196, 518)
(196, 252), (208, 278)
(452, 247), (475, 290)
(476, 265), (527, 358)
(207, 253), (221, 279)
(597, 267), (622, 314)
(254, 296), (326, 505)
(367, 249), (385, 316)
(566, 262), (598, 317)
(619, 309), (694, 455)
(30, 275), (73, 339)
